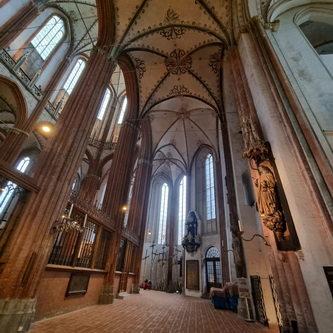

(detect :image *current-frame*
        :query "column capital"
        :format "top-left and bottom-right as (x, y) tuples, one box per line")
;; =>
(85, 174), (101, 181)
(8, 127), (29, 137)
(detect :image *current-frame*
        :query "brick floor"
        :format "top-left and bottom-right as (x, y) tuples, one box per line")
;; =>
(29, 290), (274, 333)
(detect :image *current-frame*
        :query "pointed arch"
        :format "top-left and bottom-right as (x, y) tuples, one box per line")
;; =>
(0, 75), (28, 127)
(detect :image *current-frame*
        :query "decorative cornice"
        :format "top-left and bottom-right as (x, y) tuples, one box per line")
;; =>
(9, 127), (29, 137)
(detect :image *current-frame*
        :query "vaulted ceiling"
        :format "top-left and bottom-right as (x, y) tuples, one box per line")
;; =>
(50, 0), (263, 180)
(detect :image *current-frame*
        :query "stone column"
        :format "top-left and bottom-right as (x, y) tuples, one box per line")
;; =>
(0, 50), (115, 333)
(99, 119), (139, 304)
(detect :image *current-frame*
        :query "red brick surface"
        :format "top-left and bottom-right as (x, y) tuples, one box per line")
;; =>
(29, 290), (272, 333)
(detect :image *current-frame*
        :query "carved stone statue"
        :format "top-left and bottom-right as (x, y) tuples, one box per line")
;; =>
(254, 161), (285, 239)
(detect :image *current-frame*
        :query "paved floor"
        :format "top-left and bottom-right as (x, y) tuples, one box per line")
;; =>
(29, 290), (274, 333)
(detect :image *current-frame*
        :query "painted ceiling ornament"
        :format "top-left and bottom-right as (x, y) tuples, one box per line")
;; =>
(160, 9), (185, 40)
(254, 160), (286, 240)
(165, 49), (192, 75)
(178, 107), (190, 120)
(168, 84), (190, 96)
(133, 57), (146, 79)
(209, 51), (221, 74)
(182, 211), (201, 253)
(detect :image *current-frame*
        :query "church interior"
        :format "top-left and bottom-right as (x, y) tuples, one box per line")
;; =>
(0, 1), (332, 332)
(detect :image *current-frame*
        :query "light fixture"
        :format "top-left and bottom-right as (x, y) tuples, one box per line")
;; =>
(121, 205), (128, 212)
(52, 203), (85, 233)
(41, 125), (51, 133)
(148, 230), (152, 235)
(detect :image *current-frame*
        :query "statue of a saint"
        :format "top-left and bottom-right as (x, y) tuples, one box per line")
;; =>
(254, 161), (286, 239)
(255, 163), (277, 216)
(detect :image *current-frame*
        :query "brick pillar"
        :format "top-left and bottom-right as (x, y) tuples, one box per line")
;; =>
(0, 50), (114, 333)
(99, 119), (139, 304)
(79, 173), (101, 204)
(0, 2), (43, 49)
(167, 189), (176, 290)
(78, 101), (117, 204)
(126, 118), (153, 293)
(215, 157), (230, 285)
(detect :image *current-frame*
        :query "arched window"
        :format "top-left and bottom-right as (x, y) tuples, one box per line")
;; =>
(63, 59), (86, 94)
(178, 175), (187, 245)
(197, 150), (217, 233)
(205, 154), (216, 221)
(158, 183), (169, 244)
(0, 157), (31, 217)
(117, 96), (127, 124)
(16, 157), (30, 173)
(97, 88), (111, 120)
(31, 15), (65, 60)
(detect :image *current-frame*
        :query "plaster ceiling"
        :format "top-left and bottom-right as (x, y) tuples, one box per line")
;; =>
(49, 0), (263, 180)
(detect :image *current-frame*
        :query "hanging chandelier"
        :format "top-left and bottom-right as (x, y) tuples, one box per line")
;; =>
(55, 203), (86, 233)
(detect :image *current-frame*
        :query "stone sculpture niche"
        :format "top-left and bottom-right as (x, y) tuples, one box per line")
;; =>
(241, 116), (286, 240)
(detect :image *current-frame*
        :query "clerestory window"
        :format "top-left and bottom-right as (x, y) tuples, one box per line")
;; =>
(97, 88), (111, 120)
(63, 59), (86, 95)
(31, 15), (65, 60)
(117, 96), (127, 124)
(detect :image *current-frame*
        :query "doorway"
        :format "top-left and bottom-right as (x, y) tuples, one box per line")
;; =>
(205, 247), (222, 292)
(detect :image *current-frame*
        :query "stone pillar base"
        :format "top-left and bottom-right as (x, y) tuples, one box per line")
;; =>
(0, 298), (36, 333)
(99, 285), (114, 304)
(132, 283), (140, 294)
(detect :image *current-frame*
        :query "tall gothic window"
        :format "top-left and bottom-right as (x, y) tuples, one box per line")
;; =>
(63, 59), (86, 94)
(31, 15), (65, 60)
(178, 176), (187, 245)
(117, 96), (127, 124)
(158, 183), (169, 244)
(97, 88), (111, 120)
(197, 150), (217, 233)
(0, 157), (31, 216)
(205, 154), (216, 221)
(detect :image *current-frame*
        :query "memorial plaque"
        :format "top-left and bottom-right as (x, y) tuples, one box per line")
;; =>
(186, 260), (199, 290)
(66, 272), (90, 296)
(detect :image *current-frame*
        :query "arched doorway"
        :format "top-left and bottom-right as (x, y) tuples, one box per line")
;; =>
(205, 247), (222, 292)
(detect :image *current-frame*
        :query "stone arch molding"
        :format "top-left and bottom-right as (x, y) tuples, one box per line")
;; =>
(0, 75), (28, 129)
